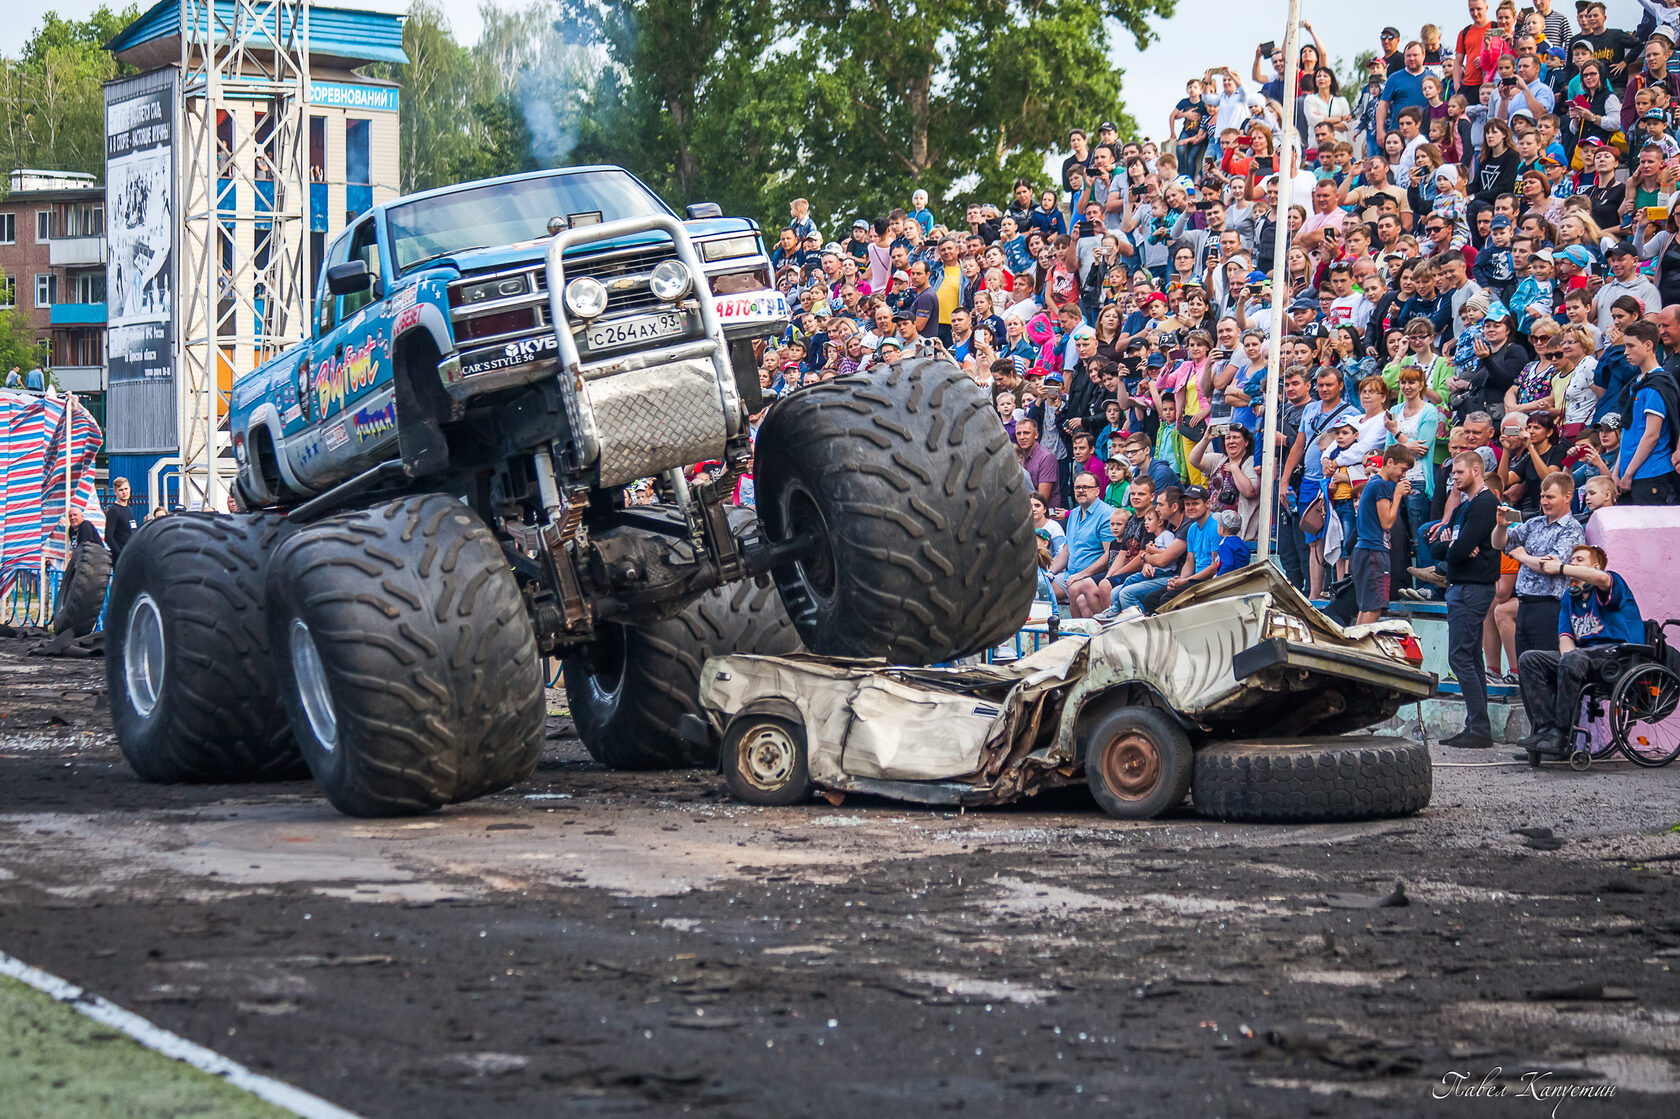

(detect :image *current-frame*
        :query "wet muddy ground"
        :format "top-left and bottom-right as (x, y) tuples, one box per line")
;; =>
(2, 635), (1678, 1117)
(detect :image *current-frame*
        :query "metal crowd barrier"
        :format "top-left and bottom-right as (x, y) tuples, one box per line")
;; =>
(0, 569), (62, 628)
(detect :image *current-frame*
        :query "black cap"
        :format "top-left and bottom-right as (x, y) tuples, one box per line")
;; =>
(1607, 241), (1638, 258)
(1099, 121), (1119, 133)
(1182, 484), (1210, 500)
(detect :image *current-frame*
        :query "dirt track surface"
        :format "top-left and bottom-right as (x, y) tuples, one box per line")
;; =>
(2, 634), (1679, 1117)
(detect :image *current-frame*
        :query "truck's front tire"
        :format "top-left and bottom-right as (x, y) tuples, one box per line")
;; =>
(107, 514), (307, 782)
(564, 576), (802, 769)
(266, 494), (545, 816)
(755, 357), (1036, 663)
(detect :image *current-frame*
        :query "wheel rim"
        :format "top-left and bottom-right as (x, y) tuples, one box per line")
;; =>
(123, 593), (166, 718)
(290, 619), (338, 751)
(781, 483), (837, 608)
(1613, 664), (1680, 767)
(1100, 732), (1162, 800)
(737, 722), (798, 791)
(586, 627), (627, 709)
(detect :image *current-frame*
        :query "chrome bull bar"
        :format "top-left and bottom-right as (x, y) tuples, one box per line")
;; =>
(543, 214), (742, 486)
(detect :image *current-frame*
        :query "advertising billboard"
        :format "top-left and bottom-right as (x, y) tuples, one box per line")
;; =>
(106, 76), (176, 386)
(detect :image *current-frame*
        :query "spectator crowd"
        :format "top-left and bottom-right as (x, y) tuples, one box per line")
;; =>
(748, 1), (1680, 745)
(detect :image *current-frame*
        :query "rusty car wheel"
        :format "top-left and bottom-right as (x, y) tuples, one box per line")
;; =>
(1082, 707), (1193, 820)
(722, 713), (811, 807)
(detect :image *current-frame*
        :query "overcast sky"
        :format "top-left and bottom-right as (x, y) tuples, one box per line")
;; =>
(0, 0), (1569, 146)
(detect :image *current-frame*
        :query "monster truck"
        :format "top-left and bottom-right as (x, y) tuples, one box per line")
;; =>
(106, 166), (1034, 816)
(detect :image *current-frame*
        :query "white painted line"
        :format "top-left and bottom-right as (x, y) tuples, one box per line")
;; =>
(0, 949), (362, 1119)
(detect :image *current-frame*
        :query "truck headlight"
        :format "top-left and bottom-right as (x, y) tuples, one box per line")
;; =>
(564, 275), (608, 320)
(649, 260), (693, 302)
(700, 235), (759, 262)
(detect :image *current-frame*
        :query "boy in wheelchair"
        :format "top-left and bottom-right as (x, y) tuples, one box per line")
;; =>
(1514, 544), (1646, 759)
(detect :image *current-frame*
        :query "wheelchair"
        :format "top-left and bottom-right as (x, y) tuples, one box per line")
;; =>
(1548, 619), (1680, 771)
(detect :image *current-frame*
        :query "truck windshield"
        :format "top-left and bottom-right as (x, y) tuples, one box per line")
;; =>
(386, 171), (671, 272)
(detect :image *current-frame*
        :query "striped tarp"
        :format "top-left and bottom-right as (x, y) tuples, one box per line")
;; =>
(0, 390), (106, 599)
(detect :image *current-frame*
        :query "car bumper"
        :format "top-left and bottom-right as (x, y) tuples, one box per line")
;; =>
(1232, 637), (1436, 699)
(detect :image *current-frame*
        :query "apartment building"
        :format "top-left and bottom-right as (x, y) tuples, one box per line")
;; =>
(0, 169), (108, 403)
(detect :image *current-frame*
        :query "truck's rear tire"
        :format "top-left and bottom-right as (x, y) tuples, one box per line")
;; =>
(755, 357), (1035, 664)
(107, 514), (307, 782)
(564, 576), (803, 769)
(52, 539), (111, 636)
(266, 494), (545, 817)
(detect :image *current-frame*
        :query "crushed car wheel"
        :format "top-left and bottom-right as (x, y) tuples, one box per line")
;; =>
(755, 356), (1035, 664)
(1192, 736), (1432, 822)
(266, 494), (545, 817)
(565, 574), (802, 770)
(52, 538), (111, 636)
(107, 513), (308, 782)
(1082, 706), (1194, 820)
(722, 710), (811, 806)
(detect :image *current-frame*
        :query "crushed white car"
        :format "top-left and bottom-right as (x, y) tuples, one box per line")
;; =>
(698, 564), (1437, 821)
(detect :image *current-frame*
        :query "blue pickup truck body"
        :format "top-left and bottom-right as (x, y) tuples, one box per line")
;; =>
(229, 166), (787, 505)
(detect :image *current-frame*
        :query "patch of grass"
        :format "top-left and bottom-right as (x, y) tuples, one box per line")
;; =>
(0, 974), (290, 1118)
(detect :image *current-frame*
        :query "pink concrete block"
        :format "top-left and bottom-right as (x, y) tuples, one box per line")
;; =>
(1582, 505), (1680, 625)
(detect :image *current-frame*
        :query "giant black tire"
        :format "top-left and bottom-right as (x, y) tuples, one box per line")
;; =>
(564, 577), (803, 770)
(106, 513), (308, 782)
(1192, 736), (1432, 823)
(266, 494), (545, 817)
(754, 357), (1035, 664)
(52, 539), (111, 636)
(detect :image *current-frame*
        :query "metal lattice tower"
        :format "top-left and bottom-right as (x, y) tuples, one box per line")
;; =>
(177, 0), (310, 510)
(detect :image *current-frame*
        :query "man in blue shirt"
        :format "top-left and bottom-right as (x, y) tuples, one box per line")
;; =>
(1048, 472), (1114, 606)
(1515, 543), (1645, 758)
(1144, 485), (1217, 612)
(1615, 321), (1677, 504)
(1376, 41), (1429, 145)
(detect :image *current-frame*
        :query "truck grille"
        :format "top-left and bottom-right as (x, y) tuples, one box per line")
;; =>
(539, 242), (679, 319)
(449, 241), (682, 351)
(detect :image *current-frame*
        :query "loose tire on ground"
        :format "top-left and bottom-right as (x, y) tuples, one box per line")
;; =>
(1082, 706), (1194, 820)
(1192, 736), (1432, 822)
(754, 356), (1035, 664)
(565, 576), (802, 769)
(106, 513), (308, 782)
(722, 711), (811, 806)
(52, 539), (111, 636)
(266, 494), (545, 817)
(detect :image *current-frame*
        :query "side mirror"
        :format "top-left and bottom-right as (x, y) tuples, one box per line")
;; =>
(686, 202), (723, 220)
(326, 260), (375, 295)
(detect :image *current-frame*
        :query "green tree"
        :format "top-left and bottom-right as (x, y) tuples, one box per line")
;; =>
(0, 271), (48, 373)
(563, 0), (785, 212)
(559, 0), (1171, 234)
(0, 6), (141, 181)
(367, 2), (483, 193)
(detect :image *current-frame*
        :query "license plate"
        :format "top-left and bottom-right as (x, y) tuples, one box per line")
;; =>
(586, 312), (684, 350)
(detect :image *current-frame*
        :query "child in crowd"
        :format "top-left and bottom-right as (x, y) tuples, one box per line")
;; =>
(1323, 417), (1367, 571)
(1351, 445), (1414, 624)
(1096, 398), (1126, 460)
(1103, 453), (1131, 508)
(1510, 249), (1555, 335)
(1577, 474), (1617, 524)
(1213, 510), (1251, 577)
(1473, 214), (1516, 299)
